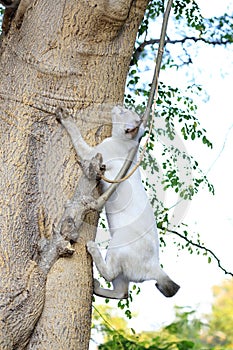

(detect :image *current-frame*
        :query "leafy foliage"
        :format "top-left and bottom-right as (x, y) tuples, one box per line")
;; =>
(92, 280), (233, 350)
(0, 6), (3, 29)
(207, 279), (233, 347)
(132, 0), (233, 69)
(99, 333), (195, 350)
(92, 305), (213, 350)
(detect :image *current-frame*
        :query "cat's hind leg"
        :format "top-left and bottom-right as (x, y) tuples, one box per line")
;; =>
(93, 275), (129, 299)
(87, 241), (129, 299)
(87, 241), (120, 282)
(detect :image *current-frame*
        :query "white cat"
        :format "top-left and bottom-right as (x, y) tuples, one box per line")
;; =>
(58, 106), (180, 299)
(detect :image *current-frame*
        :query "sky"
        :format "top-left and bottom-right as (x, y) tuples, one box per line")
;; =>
(90, 0), (233, 347)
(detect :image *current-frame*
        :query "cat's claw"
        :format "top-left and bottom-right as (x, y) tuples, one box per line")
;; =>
(55, 107), (69, 123)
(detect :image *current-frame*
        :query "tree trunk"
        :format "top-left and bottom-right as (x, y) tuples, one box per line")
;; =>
(0, 0), (148, 348)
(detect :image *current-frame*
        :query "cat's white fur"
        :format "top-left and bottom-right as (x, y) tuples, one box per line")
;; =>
(59, 106), (180, 299)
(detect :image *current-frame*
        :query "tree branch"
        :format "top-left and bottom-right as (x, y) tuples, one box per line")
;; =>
(38, 151), (105, 274)
(165, 228), (233, 277)
(133, 36), (232, 62)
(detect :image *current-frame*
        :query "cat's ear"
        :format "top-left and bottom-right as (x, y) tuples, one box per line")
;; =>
(112, 105), (123, 113)
(111, 105), (124, 123)
(112, 105), (121, 114)
(111, 106), (126, 137)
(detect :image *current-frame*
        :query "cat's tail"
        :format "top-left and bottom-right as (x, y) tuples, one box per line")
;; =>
(155, 275), (180, 297)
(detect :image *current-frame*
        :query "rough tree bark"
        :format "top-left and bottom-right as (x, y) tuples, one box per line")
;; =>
(0, 0), (148, 348)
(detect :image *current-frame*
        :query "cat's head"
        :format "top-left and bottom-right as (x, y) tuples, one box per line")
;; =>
(111, 106), (144, 140)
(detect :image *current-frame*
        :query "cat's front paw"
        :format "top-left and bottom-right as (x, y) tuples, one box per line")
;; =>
(86, 240), (98, 255)
(55, 107), (69, 123)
